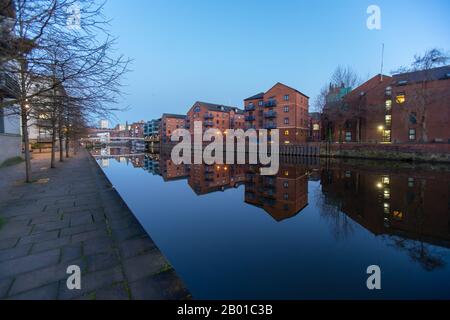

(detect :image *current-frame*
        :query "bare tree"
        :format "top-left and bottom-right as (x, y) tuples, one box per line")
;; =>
(1, 0), (130, 181)
(392, 48), (449, 143)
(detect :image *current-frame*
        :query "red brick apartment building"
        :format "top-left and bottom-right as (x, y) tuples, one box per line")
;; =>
(160, 113), (186, 143)
(243, 82), (310, 145)
(322, 66), (450, 144)
(185, 101), (245, 134)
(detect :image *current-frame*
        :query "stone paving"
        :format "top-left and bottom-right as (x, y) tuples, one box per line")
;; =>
(0, 149), (190, 300)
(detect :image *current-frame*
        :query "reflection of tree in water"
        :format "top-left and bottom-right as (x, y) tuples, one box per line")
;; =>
(385, 179), (446, 272)
(385, 236), (446, 271)
(314, 186), (354, 240)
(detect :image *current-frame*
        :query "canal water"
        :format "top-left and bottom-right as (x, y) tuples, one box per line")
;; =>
(94, 148), (450, 299)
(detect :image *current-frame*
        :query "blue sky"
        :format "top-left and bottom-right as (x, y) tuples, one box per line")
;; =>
(102, 0), (450, 124)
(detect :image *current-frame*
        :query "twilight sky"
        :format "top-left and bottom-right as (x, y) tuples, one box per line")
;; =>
(102, 0), (450, 125)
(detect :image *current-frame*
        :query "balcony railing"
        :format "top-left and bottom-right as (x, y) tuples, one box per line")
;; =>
(264, 100), (277, 108)
(245, 115), (255, 122)
(204, 121), (214, 127)
(245, 104), (256, 111)
(264, 124), (277, 130)
(264, 111), (277, 118)
(204, 114), (214, 119)
(0, 72), (20, 98)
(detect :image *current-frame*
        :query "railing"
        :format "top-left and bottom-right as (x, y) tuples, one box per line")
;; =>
(264, 124), (277, 130)
(264, 111), (277, 118)
(245, 104), (256, 111)
(0, 72), (20, 98)
(204, 121), (214, 127)
(245, 115), (255, 121)
(204, 114), (214, 119)
(264, 100), (277, 108)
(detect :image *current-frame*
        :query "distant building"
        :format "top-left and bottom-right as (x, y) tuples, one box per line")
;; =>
(144, 119), (161, 138)
(160, 113), (186, 143)
(99, 120), (109, 129)
(243, 82), (310, 144)
(308, 112), (322, 141)
(129, 120), (145, 138)
(186, 101), (245, 135)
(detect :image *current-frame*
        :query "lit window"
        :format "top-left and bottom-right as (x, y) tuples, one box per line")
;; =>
(284, 130), (289, 136)
(386, 100), (392, 111)
(385, 115), (392, 127)
(408, 178), (414, 188)
(384, 203), (390, 214)
(345, 132), (352, 142)
(384, 189), (391, 200)
(313, 124), (320, 131)
(284, 171), (289, 177)
(382, 176), (390, 185)
(393, 211), (404, 221)
(409, 129), (416, 141)
(396, 94), (406, 104)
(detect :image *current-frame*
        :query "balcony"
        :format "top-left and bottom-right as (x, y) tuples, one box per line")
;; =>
(264, 111), (277, 118)
(264, 123), (277, 130)
(264, 100), (277, 108)
(245, 104), (256, 111)
(246, 124), (256, 130)
(245, 115), (255, 122)
(204, 121), (214, 127)
(0, 72), (20, 98)
(204, 114), (214, 120)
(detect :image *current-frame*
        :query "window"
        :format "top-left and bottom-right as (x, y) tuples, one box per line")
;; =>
(385, 100), (392, 111)
(344, 132), (351, 142)
(258, 101), (263, 106)
(409, 129), (416, 141)
(385, 86), (392, 96)
(383, 130), (391, 142)
(283, 182), (289, 188)
(396, 93), (406, 104)
(408, 178), (415, 188)
(313, 124), (320, 131)
(194, 106), (201, 112)
(283, 194), (289, 200)
(284, 95), (289, 101)
(284, 106), (289, 113)
(385, 115), (392, 127)
(284, 130), (289, 136)
(284, 118), (289, 125)
(409, 112), (417, 124)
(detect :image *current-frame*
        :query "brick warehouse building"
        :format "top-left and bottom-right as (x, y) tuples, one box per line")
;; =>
(243, 82), (310, 144)
(185, 101), (245, 134)
(322, 65), (450, 144)
(160, 113), (186, 143)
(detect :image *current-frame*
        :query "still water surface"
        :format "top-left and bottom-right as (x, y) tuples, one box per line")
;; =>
(94, 148), (450, 299)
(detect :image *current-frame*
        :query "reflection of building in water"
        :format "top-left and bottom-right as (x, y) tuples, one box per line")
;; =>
(245, 164), (309, 222)
(144, 154), (160, 175)
(188, 164), (246, 195)
(100, 159), (110, 168)
(130, 155), (145, 168)
(159, 150), (188, 182)
(320, 167), (450, 269)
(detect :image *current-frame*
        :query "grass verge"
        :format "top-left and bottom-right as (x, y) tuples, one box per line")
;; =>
(0, 157), (24, 168)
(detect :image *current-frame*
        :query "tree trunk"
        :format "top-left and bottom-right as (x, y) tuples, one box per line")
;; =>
(51, 124), (56, 168)
(65, 135), (70, 158)
(59, 133), (64, 162)
(20, 106), (32, 183)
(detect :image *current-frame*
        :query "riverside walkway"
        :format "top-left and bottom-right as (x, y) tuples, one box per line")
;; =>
(0, 149), (190, 300)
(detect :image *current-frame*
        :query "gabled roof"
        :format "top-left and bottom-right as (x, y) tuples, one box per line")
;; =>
(195, 101), (243, 113)
(162, 113), (186, 119)
(244, 92), (264, 101)
(344, 74), (392, 101)
(266, 82), (310, 99)
(392, 65), (450, 84)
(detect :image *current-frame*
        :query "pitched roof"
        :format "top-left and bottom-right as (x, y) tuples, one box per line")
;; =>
(195, 101), (243, 113)
(162, 113), (186, 119)
(266, 82), (310, 99)
(244, 92), (264, 101)
(392, 65), (450, 84)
